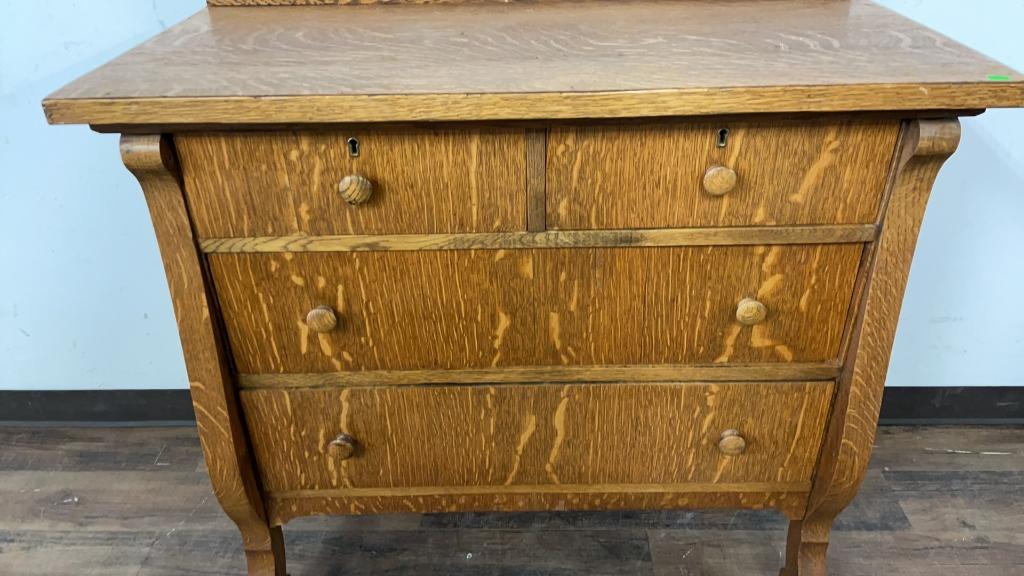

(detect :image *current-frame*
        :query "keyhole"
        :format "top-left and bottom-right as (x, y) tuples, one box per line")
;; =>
(717, 128), (730, 148)
(347, 137), (360, 157)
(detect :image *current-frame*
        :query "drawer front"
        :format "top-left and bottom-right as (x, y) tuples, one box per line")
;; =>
(211, 245), (861, 373)
(547, 120), (900, 229)
(240, 381), (835, 493)
(176, 128), (527, 237)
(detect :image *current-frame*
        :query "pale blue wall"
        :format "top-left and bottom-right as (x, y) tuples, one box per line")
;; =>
(0, 0), (1021, 390)
(876, 0), (1024, 387)
(0, 0), (204, 390)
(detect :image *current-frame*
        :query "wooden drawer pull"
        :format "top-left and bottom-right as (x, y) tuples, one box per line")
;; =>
(718, 429), (747, 455)
(338, 174), (374, 205)
(735, 297), (767, 326)
(702, 165), (737, 196)
(327, 433), (358, 460)
(306, 305), (339, 333)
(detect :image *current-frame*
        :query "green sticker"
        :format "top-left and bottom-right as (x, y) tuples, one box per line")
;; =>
(986, 74), (1012, 81)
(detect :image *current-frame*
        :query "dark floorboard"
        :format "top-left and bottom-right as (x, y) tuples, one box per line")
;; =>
(0, 425), (1021, 575)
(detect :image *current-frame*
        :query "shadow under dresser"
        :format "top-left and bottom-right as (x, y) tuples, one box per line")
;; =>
(43, 1), (1024, 574)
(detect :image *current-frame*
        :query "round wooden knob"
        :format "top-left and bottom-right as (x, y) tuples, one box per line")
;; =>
(718, 429), (747, 456)
(703, 165), (737, 196)
(735, 297), (767, 326)
(305, 305), (338, 333)
(338, 174), (373, 205)
(327, 433), (357, 460)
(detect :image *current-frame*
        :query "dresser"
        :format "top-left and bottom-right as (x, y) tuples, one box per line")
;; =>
(44, 1), (1024, 574)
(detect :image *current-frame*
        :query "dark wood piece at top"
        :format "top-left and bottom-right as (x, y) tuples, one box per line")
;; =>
(43, 0), (1024, 125)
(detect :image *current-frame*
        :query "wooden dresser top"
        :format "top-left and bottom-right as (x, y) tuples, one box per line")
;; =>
(44, 0), (1024, 126)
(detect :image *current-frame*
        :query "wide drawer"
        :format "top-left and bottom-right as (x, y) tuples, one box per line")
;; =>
(176, 128), (527, 237)
(210, 245), (862, 373)
(239, 381), (835, 493)
(547, 119), (900, 229)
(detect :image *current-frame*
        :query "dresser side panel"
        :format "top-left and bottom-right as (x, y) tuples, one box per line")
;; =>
(807, 118), (962, 519)
(119, 135), (281, 568)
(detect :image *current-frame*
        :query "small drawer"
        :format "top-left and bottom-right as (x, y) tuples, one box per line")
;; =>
(175, 128), (527, 237)
(239, 381), (835, 493)
(546, 119), (900, 229)
(210, 244), (861, 374)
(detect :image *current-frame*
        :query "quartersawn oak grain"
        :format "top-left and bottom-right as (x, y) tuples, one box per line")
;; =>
(547, 120), (900, 229)
(43, 1), (1024, 573)
(783, 119), (962, 576)
(176, 129), (526, 237)
(42, 1), (1024, 126)
(119, 135), (285, 576)
(209, 245), (862, 373)
(238, 381), (835, 494)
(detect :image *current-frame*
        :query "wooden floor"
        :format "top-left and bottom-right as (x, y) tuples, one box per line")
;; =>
(1, 425), (1021, 575)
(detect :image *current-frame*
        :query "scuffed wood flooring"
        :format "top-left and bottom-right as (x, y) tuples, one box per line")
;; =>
(0, 425), (1021, 575)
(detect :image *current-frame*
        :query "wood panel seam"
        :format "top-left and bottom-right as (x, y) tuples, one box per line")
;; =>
(238, 367), (841, 389)
(526, 128), (547, 232)
(269, 483), (814, 499)
(199, 225), (876, 252)
(119, 134), (283, 572)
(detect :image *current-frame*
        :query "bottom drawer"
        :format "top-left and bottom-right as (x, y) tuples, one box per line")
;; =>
(240, 381), (834, 495)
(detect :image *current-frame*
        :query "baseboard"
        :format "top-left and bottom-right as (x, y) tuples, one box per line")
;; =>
(0, 390), (196, 425)
(877, 386), (1024, 425)
(0, 386), (1021, 425)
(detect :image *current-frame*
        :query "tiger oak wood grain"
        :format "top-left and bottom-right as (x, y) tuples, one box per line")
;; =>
(176, 129), (526, 237)
(209, 245), (861, 373)
(119, 135), (285, 576)
(782, 119), (962, 576)
(43, 1), (1024, 574)
(544, 245), (861, 367)
(211, 249), (537, 373)
(548, 120), (900, 229)
(238, 381), (834, 493)
(833, 123), (909, 368)
(42, 1), (1024, 126)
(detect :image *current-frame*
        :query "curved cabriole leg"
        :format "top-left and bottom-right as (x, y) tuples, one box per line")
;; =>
(778, 119), (961, 576)
(120, 135), (286, 576)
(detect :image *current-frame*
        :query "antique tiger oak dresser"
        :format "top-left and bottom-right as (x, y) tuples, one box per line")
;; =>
(44, 1), (1024, 574)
